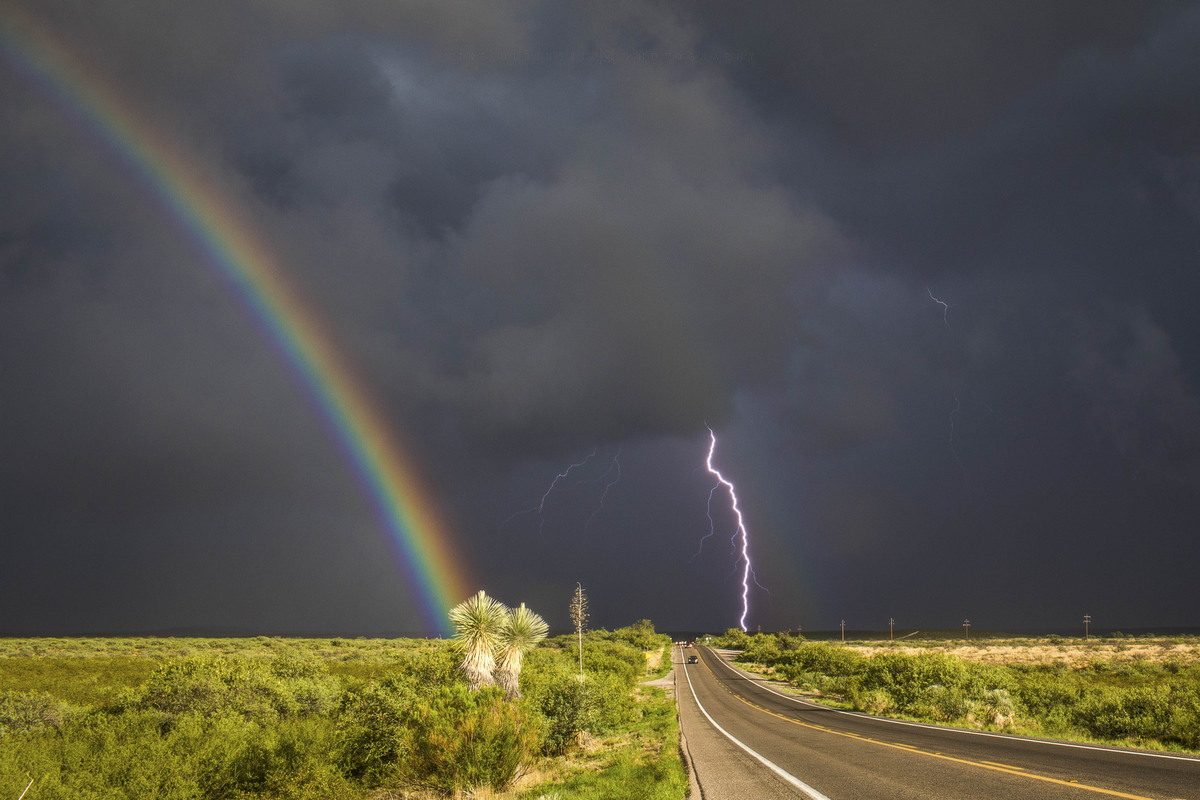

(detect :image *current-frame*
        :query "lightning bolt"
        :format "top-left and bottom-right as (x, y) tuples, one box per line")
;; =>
(704, 426), (761, 632)
(694, 483), (721, 558)
(927, 287), (951, 330)
(500, 447), (597, 538)
(584, 448), (621, 533)
(927, 287), (968, 476)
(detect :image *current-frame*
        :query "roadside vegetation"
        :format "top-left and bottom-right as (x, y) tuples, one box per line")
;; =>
(0, 618), (684, 799)
(712, 629), (1200, 753)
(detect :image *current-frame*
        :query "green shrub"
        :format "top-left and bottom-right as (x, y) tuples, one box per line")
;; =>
(0, 708), (352, 800)
(610, 620), (668, 652)
(335, 678), (417, 785)
(585, 671), (638, 734)
(849, 687), (893, 715)
(0, 690), (74, 736)
(522, 644), (640, 755)
(739, 635), (782, 665)
(970, 689), (1017, 729)
(220, 717), (356, 800)
(710, 628), (750, 649)
(776, 643), (866, 678)
(399, 685), (541, 794)
(527, 670), (592, 756)
(123, 655), (339, 724)
(909, 684), (971, 722)
(580, 640), (643, 687)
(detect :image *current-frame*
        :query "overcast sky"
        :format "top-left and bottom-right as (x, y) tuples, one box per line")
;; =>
(3, 0), (1199, 636)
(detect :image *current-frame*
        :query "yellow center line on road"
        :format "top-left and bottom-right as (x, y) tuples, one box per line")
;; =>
(694, 654), (1158, 800)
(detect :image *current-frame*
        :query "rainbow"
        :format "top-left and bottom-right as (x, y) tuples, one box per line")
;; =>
(0, 9), (471, 635)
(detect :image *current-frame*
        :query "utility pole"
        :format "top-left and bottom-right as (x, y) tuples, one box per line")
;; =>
(1084, 614), (1091, 641)
(840, 619), (845, 642)
(889, 618), (895, 642)
(963, 619), (971, 640)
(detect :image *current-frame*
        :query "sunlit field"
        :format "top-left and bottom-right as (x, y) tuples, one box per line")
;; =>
(0, 629), (685, 800)
(716, 630), (1200, 753)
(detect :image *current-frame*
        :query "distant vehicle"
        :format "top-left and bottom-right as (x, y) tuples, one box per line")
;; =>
(687, 655), (698, 664)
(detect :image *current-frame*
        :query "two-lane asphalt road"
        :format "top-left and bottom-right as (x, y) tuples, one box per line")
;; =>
(675, 645), (1200, 800)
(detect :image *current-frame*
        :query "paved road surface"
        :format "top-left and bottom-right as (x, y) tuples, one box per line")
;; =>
(674, 645), (1200, 800)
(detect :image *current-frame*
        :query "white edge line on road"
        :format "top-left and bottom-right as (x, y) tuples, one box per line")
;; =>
(706, 648), (1200, 765)
(680, 650), (833, 800)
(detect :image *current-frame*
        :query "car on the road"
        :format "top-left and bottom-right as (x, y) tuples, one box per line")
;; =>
(687, 655), (698, 664)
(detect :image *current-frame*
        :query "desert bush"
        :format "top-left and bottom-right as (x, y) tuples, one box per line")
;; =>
(399, 685), (541, 794)
(220, 716), (356, 800)
(335, 678), (418, 785)
(122, 655), (339, 724)
(0, 690), (74, 736)
(970, 689), (1017, 729)
(909, 684), (971, 722)
(775, 643), (866, 679)
(526, 686), (686, 800)
(0, 708), (353, 800)
(582, 640), (644, 685)
(775, 630), (807, 651)
(521, 641), (640, 756)
(1074, 682), (1200, 748)
(521, 655), (632, 756)
(739, 635), (782, 665)
(586, 670), (638, 733)
(528, 669), (592, 756)
(610, 619), (668, 652)
(710, 628), (750, 649)
(849, 687), (893, 715)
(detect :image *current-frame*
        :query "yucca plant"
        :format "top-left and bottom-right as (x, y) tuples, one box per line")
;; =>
(495, 603), (549, 699)
(449, 590), (509, 691)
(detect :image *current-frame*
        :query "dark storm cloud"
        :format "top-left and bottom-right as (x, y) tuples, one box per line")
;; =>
(682, 0), (1187, 144)
(1069, 304), (1200, 483)
(3, 0), (1200, 634)
(203, 1), (842, 455)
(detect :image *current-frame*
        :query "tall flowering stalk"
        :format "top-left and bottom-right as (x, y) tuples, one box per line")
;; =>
(569, 583), (588, 680)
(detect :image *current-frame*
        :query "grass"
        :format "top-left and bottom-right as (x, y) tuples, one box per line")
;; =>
(518, 687), (687, 800)
(0, 657), (159, 706)
(841, 637), (1200, 667)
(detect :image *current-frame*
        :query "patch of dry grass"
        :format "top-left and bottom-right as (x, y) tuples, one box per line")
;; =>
(841, 638), (1200, 667)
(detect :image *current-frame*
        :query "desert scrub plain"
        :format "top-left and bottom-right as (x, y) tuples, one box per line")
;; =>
(714, 630), (1200, 753)
(0, 629), (685, 800)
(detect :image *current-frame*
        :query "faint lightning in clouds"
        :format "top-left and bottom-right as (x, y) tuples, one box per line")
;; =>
(927, 287), (952, 330)
(927, 287), (968, 475)
(501, 448), (597, 538)
(584, 448), (622, 533)
(704, 426), (761, 631)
